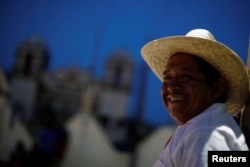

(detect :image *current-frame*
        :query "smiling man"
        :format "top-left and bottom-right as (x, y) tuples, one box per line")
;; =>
(141, 29), (249, 167)
(161, 53), (227, 125)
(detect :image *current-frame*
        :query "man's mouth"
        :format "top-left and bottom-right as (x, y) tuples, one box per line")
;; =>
(167, 95), (185, 102)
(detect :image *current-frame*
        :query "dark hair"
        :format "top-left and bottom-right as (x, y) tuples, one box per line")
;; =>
(192, 55), (228, 103)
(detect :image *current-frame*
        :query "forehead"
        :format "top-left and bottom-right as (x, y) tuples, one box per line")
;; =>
(166, 53), (200, 69)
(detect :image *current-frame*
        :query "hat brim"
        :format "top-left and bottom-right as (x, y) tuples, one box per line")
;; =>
(141, 36), (249, 115)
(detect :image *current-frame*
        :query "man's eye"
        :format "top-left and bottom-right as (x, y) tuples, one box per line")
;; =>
(181, 74), (192, 80)
(164, 75), (172, 81)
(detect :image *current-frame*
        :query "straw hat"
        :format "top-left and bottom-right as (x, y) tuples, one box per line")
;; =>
(141, 29), (249, 115)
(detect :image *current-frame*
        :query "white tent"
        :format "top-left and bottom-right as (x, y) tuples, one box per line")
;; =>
(61, 112), (130, 167)
(135, 126), (176, 167)
(0, 86), (33, 161)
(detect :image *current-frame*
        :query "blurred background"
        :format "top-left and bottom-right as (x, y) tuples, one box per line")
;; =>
(0, 0), (249, 166)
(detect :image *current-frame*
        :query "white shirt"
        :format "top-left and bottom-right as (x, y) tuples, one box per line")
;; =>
(153, 103), (249, 167)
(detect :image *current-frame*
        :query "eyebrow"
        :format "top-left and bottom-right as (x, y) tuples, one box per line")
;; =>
(163, 67), (195, 75)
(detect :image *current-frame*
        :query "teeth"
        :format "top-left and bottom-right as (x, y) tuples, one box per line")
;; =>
(168, 96), (184, 102)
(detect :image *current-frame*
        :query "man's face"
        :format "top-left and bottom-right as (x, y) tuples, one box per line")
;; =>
(161, 53), (216, 124)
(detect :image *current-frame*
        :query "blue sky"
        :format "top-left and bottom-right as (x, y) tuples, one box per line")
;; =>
(0, 0), (250, 126)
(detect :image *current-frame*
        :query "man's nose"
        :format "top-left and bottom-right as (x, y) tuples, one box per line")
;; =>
(167, 78), (181, 91)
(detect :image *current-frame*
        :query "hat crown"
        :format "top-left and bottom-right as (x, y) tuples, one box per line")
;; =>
(185, 29), (216, 41)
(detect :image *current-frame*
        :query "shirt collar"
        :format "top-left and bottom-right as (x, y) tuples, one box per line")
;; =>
(183, 103), (227, 126)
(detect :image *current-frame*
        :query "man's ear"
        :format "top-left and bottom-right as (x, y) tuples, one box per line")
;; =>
(213, 77), (228, 98)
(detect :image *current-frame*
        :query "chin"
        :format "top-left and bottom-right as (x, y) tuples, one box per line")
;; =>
(171, 114), (188, 125)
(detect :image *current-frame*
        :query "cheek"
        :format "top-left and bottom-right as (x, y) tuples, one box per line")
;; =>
(160, 89), (169, 107)
(191, 86), (214, 105)
(160, 86), (166, 98)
